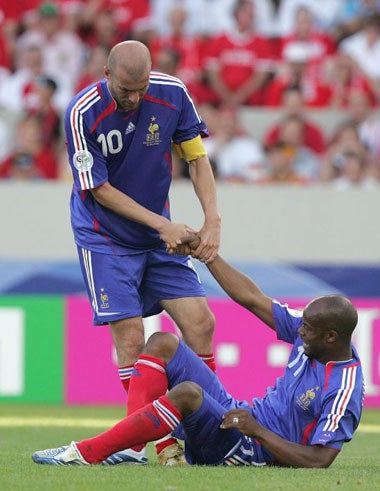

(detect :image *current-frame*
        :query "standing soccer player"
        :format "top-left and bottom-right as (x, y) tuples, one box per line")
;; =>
(64, 40), (220, 465)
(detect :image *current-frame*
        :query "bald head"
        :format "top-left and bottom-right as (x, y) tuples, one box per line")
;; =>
(304, 295), (358, 340)
(105, 41), (152, 111)
(107, 41), (152, 81)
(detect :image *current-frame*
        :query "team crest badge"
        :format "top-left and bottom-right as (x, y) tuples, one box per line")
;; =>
(144, 116), (161, 146)
(296, 386), (319, 410)
(73, 150), (94, 171)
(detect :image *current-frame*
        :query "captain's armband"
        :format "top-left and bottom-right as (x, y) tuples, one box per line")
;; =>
(174, 135), (207, 162)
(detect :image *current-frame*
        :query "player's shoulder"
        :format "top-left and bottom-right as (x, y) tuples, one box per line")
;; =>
(149, 71), (188, 92)
(66, 80), (110, 116)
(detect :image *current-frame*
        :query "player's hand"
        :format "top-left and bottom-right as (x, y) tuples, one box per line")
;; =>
(193, 217), (221, 264)
(171, 232), (201, 256)
(161, 222), (196, 254)
(220, 409), (260, 437)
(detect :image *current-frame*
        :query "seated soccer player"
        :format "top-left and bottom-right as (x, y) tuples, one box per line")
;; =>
(32, 240), (364, 468)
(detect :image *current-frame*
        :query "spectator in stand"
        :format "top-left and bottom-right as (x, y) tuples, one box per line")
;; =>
(203, 105), (265, 182)
(347, 88), (380, 158)
(265, 7), (335, 108)
(27, 76), (61, 152)
(330, 150), (378, 189)
(320, 119), (370, 182)
(204, 0), (273, 107)
(291, 0), (345, 35)
(263, 86), (326, 155)
(252, 0), (298, 44)
(150, 0), (235, 38)
(16, 2), (85, 110)
(259, 141), (310, 185)
(58, 0), (85, 34)
(0, 6), (16, 77)
(322, 52), (377, 108)
(75, 45), (109, 93)
(339, 13), (380, 101)
(0, 45), (49, 112)
(79, 9), (123, 51)
(149, 5), (206, 102)
(274, 114), (321, 181)
(281, 7), (336, 77)
(0, 1), (41, 45)
(264, 45), (331, 107)
(333, 0), (380, 42)
(80, 0), (150, 39)
(0, 114), (58, 180)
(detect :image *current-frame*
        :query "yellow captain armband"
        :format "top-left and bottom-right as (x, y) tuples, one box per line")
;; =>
(174, 135), (207, 162)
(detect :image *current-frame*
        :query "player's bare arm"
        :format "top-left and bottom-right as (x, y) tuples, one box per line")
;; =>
(221, 409), (339, 468)
(176, 233), (274, 328)
(90, 181), (190, 249)
(188, 155), (221, 263)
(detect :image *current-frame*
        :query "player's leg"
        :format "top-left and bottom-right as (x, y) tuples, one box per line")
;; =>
(32, 382), (243, 466)
(32, 334), (249, 466)
(32, 333), (188, 466)
(161, 296), (216, 371)
(76, 247), (148, 464)
(109, 316), (145, 391)
(139, 250), (216, 462)
(142, 248), (216, 371)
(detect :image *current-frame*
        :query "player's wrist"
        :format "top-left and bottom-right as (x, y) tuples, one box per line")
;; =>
(154, 216), (171, 233)
(205, 212), (221, 226)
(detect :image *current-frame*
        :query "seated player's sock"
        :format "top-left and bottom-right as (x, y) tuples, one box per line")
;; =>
(154, 434), (179, 455)
(118, 364), (134, 393)
(77, 395), (182, 464)
(198, 353), (216, 372)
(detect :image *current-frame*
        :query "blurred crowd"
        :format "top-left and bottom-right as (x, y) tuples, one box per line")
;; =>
(1, 0), (380, 188)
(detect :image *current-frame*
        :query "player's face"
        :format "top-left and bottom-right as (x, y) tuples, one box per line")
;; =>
(298, 314), (328, 361)
(106, 68), (149, 111)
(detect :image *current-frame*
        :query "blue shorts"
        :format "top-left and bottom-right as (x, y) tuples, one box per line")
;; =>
(167, 341), (259, 465)
(77, 246), (205, 325)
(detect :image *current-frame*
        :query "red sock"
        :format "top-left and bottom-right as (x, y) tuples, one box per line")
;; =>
(126, 354), (169, 452)
(118, 364), (134, 392)
(127, 355), (168, 415)
(198, 353), (216, 372)
(77, 395), (182, 464)
(154, 434), (179, 454)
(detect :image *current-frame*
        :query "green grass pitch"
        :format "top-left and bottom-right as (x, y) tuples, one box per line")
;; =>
(0, 405), (379, 491)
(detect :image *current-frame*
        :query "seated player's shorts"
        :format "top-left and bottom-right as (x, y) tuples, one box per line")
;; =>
(168, 341), (265, 465)
(77, 246), (205, 325)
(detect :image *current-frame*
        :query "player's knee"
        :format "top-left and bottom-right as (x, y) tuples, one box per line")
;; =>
(196, 308), (215, 340)
(168, 381), (203, 416)
(204, 309), (215, 338)
(144, 332), (179, 362)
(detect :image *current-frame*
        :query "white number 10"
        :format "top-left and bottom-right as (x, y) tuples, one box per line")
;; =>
(97, 130), (123, 157)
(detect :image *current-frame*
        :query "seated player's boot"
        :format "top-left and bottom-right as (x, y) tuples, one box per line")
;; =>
(157, 442), (188, 466)
(102, 446), (148, 465)
(32, 442), (89, 465)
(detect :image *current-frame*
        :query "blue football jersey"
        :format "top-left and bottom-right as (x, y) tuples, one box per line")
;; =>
(252, 301), (364, 459)
(65, 72), (208, 253)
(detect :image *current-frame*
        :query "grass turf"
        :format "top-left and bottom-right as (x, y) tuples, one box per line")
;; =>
(0, 405), (379, 491)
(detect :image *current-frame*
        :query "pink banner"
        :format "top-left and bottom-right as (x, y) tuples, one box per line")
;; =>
(65, 297), (380, 407)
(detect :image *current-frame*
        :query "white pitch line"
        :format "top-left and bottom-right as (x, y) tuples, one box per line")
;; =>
(0, 418), (379, 433)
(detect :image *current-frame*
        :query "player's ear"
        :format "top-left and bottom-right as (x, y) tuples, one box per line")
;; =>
(326, 330), (338, 343)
